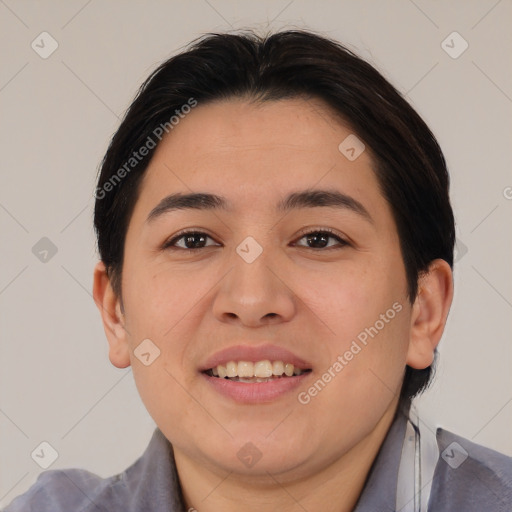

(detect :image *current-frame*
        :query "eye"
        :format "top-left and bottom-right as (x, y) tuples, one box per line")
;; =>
(294, 228), (349, 250)
(162, 228), (348, 252)
(163, 230), (221, 251)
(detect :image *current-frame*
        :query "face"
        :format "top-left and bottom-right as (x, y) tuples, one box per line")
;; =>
(110, 97), (416, 479)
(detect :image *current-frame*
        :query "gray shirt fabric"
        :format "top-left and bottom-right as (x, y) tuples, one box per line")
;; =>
(4, 410), (512, 511)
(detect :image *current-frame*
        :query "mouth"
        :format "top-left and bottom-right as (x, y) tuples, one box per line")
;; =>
(199, 345), (313, 403)
(203, 360), (312, 383)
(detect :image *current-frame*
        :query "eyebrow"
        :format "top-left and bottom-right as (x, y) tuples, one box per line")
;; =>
(146, 189), (373, 224)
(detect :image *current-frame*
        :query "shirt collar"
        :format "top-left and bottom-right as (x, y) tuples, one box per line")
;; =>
(122, 428), (184, 511)
(353, 405), (409, 511)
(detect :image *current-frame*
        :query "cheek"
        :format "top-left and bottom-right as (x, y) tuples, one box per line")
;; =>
(300, 309), (410, 439)
(121, 259), (208, 404)
(130, 358), (191, 433)
(298, 260), (404, 342)
(122, 256), (210, 340)
(296, 261), (410, 397)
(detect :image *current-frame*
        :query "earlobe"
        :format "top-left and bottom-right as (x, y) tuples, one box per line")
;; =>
(406, 259), (454, 370)
(93, 261), (131, 369)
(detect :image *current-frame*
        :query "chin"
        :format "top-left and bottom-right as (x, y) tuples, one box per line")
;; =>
(197, 430), (314, 476)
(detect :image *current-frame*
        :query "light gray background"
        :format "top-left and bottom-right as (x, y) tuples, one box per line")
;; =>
(1, 0), (511, 506)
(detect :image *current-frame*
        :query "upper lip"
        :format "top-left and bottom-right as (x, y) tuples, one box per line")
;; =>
(199, 344), (312, 371)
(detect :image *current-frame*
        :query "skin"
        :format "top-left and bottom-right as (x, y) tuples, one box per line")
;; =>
(93, 97), (453, 512)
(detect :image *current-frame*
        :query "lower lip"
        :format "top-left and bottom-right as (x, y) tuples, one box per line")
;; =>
(201, 372), (312, 404)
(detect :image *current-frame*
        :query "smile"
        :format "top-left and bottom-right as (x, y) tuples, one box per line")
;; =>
(201, 361), (313, 403)
(205, 360), (311, 382)
(206, 359), (310, 383)
(199, 344), (313, 403)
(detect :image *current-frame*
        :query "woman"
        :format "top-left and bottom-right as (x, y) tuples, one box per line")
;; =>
(6, 29), (511, 512)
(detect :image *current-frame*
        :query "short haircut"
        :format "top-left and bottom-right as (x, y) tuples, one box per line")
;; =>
(94, 29), (455, 402)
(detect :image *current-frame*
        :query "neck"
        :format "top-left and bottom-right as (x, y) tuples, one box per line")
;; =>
(174, 399), (400, 512)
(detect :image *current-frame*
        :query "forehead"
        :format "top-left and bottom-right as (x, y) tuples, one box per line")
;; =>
(137, 98), (382, 211)
(154, 97), (360, 162)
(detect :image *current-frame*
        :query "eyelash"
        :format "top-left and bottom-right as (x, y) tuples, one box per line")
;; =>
(162, 228), (349, 252)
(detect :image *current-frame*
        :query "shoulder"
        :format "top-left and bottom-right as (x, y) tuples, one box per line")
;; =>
(2, 467), (126, 512)
(2, 428), (181, 512)
(430, 427), (512, 511)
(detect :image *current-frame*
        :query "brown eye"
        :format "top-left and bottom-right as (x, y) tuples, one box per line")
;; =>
(295, 230), (348, 250)
(164, 231), (220, 250)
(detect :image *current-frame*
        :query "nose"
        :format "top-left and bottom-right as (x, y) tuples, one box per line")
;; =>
(212, 247), (297, 328)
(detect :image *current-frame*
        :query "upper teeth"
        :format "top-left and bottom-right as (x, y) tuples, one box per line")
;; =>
(211, 360), (305, 378)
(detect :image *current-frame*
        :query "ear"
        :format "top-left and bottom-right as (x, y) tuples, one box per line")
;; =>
(406, 259), (454, 369)
(93, 261), (131, 369)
